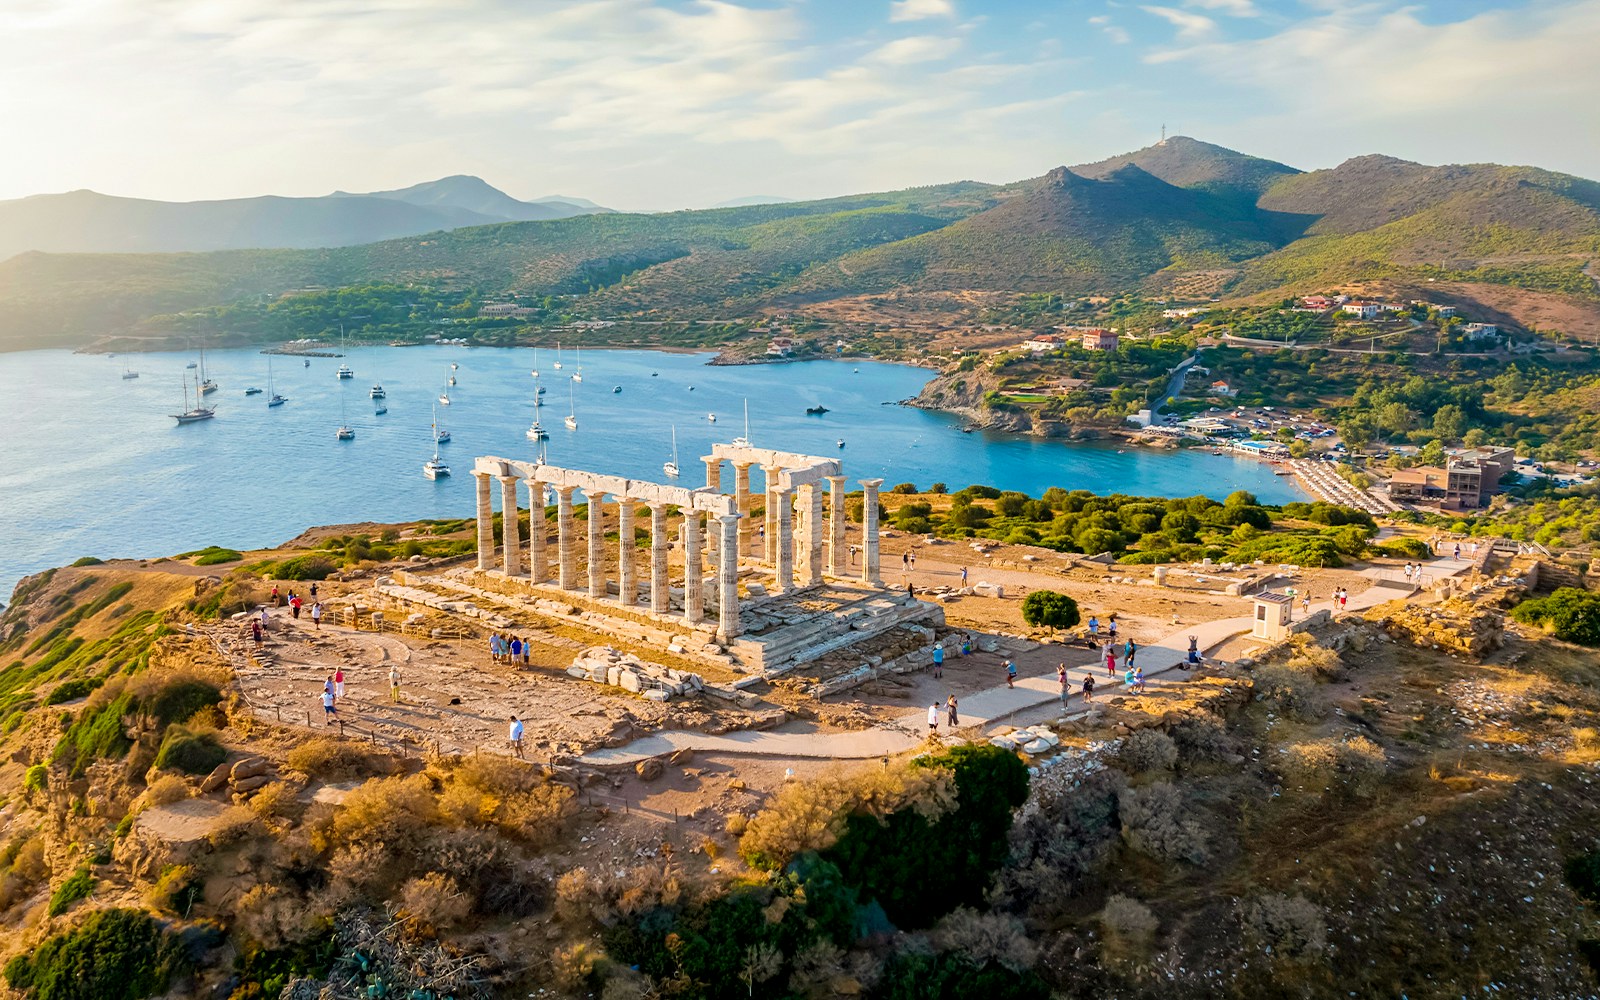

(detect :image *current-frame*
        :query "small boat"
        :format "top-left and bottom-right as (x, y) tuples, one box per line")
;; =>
(185, 362), (197, 369)
(564, 381), (577, 429)
(732, 399), (752, 447)
(375, 403), (388, 415)
(439, 392), (450, 405)
(537, 385), (546, 394)
(837, 439), (845, 449)
(852, 368), (859, 373)
(436, 428), (451, 444)
(266, 356), (286, 406)
(527, 376), (549, 440)
(200, 379), (218, 395)
(336, 364), (353, 379)
(303, 358), (310, 368)
(687, 385), (695, 391)
(651, 372), (658, 377)
(425, 406), (450, 479)
(553, 343), (563, 369)
(530, 348), (540, 379)
(664, 426), (680, 478)
(171, 372), (216, 424)
(707, 412), (716, 422)
(805, 405), (829, 415)
(370, 384), (385, 398)
(121, 369), (139, 380)
(245, 386), (262, 395)
(451, 362), (459, 370)
(612, 385), (622, 393)
(564, 415), (578, 430)
(448, 375), (456, 386)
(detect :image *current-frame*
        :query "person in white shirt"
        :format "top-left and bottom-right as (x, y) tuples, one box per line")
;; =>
(927, 702), (939, 734)
(509, 716), (525, 757)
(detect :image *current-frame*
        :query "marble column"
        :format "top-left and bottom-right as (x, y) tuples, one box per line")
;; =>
(556, 486), (577, 590)
(499, 476), (521, 577)
(703, 457), (722, 563)
(774, 488), (794, 594)
(860, 478), (883, 586)
(717, 514), (742, 641)
(650, 505), (671, 614)
(826, 475), (847, 577)
(803, 483), (825, 586)
(734, 462), (754, 562)
(526, 479), (547, 583)
(683, 509), (704, 623)
(474, 472), (494, 571)
(616, 499), (636, 606)
(763, 464), (783, 566)
(586, 489), (606, 599)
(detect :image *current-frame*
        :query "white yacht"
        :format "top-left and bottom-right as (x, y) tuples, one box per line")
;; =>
(564, 380), (578, 430)
(731, 399), (752, 447)
(664, 426), (680, 479)
(424, 406), (450, 479)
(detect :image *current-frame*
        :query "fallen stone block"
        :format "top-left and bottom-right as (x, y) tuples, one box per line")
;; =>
(230, 757), (269, 782)
(643, 689), (670, 702)
(199, 761), (232, 794)
(619, 670), (643, 693)
(635, 758), (664, 781)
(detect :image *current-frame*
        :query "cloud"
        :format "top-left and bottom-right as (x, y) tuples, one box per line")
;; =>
(1184, 0), (1257, 15)
(889, 0), (954, 22)
(869, 35), (962, 65)
(1088, 14), (1132, 43)
(1140, 5), (1217, 38)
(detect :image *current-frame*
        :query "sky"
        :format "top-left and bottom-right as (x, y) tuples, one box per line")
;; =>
(0, 0), (1596, 211)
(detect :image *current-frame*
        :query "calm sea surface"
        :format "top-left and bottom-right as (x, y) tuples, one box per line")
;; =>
(0, 346), (1301, 599)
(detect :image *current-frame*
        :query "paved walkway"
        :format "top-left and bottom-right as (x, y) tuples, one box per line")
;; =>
(576, 553), (1479, 767)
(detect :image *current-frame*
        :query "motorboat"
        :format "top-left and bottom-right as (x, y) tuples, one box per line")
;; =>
(707, 412), (716, 422)
(448, 375), (456, 386)
(612, 385), (621, 393)
(837, 439), (846, 449)
(336, 426), (355, 440)
(245, 386), (263, 396)
(185, 361), (197, 369)
(805, 405), (829, 415)
(370, 383), (385, 399)
(374, 403), (388, 415)
(303, 358), (310, 368)
(436, 428), (451, 443)
(439, 392), (451, 405)
(336, 364), (354, 379)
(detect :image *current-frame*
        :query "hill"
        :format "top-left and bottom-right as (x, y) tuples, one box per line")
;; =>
(0, 176), (606, 261)
(2, 140), (1598, 350)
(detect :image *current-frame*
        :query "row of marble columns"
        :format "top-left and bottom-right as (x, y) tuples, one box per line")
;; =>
(472, 468), (884, 641)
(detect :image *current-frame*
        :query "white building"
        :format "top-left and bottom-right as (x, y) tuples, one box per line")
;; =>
(1462, 322), (1499, 340)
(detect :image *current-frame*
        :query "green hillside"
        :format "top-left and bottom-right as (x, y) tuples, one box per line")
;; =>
(3, 140), (1599, 351)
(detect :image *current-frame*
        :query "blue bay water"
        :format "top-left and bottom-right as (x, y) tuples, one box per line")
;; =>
(0, 345), (1301, 599)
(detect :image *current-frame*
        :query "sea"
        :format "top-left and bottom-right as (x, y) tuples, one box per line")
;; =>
(0, 345), (1302, 599)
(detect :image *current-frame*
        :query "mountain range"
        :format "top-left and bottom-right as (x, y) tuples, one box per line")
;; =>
(0, 176), (606, 259)
(2, 137), (1597, 350)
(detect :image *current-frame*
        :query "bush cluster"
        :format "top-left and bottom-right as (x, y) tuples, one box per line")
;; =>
(3, 908), (178, 1000)
(1511, 587), (1600, 646)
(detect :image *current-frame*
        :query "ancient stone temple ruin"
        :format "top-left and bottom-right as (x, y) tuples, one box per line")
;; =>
(453, 443), (940, 680)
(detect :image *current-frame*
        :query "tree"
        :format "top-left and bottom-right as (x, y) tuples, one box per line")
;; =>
(1022, 590), (1081, 632)
(1432, 404), (1466, 443)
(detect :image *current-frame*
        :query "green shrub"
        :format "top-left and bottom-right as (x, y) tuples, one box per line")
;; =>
(191, 547), (243, 566)
(153, 726), (226, 776)
(268, 555), (337, 581)
(142, 678), (221, 728)
(1511, 588), (1600, 646)
(23, 764), (47, 795)
(1374, 537), (1432, 558)
(45, 678), (102, 706)
(4, 907), (177, 1000)
(1021, 590), (1081, 632)
(70, 557), (105, 567)
(47, 865), (95, 916)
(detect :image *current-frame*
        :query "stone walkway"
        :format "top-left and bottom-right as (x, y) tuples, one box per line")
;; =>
(577, 557), (1462, 767)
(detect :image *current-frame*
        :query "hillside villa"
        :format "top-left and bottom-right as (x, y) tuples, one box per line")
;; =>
(1022, 333), (1064, 352)
(1077, 328), (1119, 351)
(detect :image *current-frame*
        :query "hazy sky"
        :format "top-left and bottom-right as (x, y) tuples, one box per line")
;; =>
(1, 0), (1595, 210)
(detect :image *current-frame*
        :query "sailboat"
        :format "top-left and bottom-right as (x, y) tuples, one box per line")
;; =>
(424, 406), (450, 479)
(171, 372), (216, 423)
(530, 348), (540, 379)
(198, 343), (218, 395)
(374, 401), (387, 415)
(564, 381), (578, 430)
(731, 399), (752, 447)
(572, 346), (582, 383)
(266, 355), (286, 407)
(335, 384), (354, 440)
(439, 370), (451, 405)
(121, 368), (139, 380)
(664, 426), (680, 478)
(336, 324), (354, 379)
(553, 343), (563, 370)
(526, 376), (549, 441)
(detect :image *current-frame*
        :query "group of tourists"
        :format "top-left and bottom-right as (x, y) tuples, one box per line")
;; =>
(319, 669), (345, 722)
(489, 633), (532, 666)
(926, 695), (959, 732)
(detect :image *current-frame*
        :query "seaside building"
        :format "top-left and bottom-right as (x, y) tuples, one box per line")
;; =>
(1342, 302), (1381, 320)
(1386, 447), (1516, 509)
(1022, 333), (1063, 352)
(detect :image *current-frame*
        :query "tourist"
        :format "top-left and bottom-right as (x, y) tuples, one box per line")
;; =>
(1005, 659), (1017, 688)
(1125, 638), (1137, 667)
(1082, 674), (1095, 703)
(932, 642), (944, 678)
(290, 594), (302, 619)
(310, 602), (322, 629)
(250, 619), (263, 648)
(323, 674), (334, 701)
(1108, 616), (1119, 639)
(1088, 616), (1100, 639)
(1471, 541), (1480, 557)
(946, 695), (958, 728)
(271, 585), (280, 606)
(333, 668), (345, 700)
(1124, 665), (1137, 693)
(488, 634), (502, 663)
(259, 605), (270, 630)
(848, 544), (857, 565)
(928, 702), (940, 733)
(1104, 644), (1116, 677)
(522, 639), (531, 666)
(906, 582), (915, 599)
(509, 716), (525, 757)
(388, 665), (401, 703)
(1134, 667), (1146, 693)
(510, 635), (523, 665)
(1057, 664), (1070, 705)
(309, 582), (319, 600)
(1301, 593), (1311, 615)
(909, 551), (916, 570)
(321, 686), (337, 724)
(960, 566), (968, 586)
(902, 552), (910, 571)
